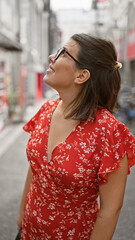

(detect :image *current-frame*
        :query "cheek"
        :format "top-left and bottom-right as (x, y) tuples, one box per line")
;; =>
(56, 64), (76, 83)
(43, 61), (76, 89)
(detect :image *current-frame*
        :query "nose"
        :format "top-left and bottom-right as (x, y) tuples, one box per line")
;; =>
(49, 53), (56, 63)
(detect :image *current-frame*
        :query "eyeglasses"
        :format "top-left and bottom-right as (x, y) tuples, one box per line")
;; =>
(54, 47), (81, 65)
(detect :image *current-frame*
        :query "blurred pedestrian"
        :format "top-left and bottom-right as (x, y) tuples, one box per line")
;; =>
(17, 33), (135, 240)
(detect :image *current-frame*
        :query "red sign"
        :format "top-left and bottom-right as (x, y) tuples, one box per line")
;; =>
(127, 28), (135, 60)
(36, 73), (44, 101)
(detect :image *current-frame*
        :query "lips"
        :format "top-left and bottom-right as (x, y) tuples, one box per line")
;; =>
(49, 64), (55, 71)
(46, 64), (55, 73)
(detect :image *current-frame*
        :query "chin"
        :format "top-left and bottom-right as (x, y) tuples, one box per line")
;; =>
(43, 74), (47, 81)
(43, 75), (50, 84)
(43, 76), (56, 89)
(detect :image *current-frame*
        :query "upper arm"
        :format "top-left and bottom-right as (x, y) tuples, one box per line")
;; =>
(99, 155), (128, 212)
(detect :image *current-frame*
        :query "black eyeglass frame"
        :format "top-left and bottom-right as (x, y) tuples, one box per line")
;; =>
(54, 47), (81, 65)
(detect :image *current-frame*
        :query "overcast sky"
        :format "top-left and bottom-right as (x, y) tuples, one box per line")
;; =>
(51, 0), (92, 11)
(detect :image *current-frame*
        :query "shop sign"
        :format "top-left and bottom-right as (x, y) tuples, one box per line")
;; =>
(127, 28), (135, 60)
(36, 73), (44, 101)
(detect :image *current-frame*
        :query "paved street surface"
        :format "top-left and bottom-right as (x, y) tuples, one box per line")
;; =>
(0, 99), (135, 239)
(0, 131), (29, 240)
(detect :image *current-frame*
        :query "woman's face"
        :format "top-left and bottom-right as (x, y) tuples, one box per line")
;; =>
(43, 39), (81, 92)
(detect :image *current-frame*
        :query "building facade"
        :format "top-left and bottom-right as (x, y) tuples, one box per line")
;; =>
(0, 0), (22, 130)
(20, 0), (58, 105)
(0, 0), (58, 130)
(20, 0), (49, 106)
(92, 0), (135, 109)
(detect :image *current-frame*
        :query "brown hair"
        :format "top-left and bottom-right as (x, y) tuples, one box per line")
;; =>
(65, 33), (121, 121)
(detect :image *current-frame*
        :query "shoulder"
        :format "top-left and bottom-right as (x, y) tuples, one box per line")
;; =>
(96, 108), (118, 124)
(23, 98), (60, 134)
(86, 107), (132, 138)
(94, 107), (135, 143)
(40, 98), (60, 113)
(95, 108), (121, 131)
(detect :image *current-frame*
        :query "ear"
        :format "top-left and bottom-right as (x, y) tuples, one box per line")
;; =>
(74, 69), (90, 85)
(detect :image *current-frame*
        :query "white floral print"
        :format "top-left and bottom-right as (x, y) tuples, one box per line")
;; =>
(21, 99), (135, 240)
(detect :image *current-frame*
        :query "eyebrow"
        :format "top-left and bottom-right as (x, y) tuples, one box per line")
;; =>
(63, 47), (68, 51)
(59, 46), (81, 66)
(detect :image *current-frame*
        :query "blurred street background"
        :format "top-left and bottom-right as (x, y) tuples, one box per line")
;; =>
(0, 0), (135, 239)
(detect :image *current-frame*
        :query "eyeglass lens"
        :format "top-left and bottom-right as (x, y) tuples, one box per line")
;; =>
(55, 48), (64, 60)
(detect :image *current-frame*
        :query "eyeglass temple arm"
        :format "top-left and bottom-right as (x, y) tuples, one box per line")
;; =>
(64, 49), (80, 65)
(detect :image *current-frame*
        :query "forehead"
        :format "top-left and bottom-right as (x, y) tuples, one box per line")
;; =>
(63, 39), (80, 53)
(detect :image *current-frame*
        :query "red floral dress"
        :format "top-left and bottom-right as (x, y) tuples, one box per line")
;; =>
(21, 99), (135, 240)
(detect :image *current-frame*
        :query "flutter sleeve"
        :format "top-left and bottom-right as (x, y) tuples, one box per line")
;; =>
(23, 102), (48, 134)
(97, 122), (135, 185)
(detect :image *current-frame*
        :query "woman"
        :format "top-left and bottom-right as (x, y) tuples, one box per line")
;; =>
(17, 33), (135, 240)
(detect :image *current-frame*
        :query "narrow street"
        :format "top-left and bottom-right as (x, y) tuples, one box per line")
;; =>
(0, 0), (135, 239)
(0, 121), (135, 240)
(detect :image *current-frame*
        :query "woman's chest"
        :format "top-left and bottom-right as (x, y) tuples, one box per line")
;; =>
(47, 116), (80, 163)
(27, 122), (102, 188)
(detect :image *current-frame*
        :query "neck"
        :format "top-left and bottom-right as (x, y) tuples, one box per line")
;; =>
(58, 88), (79, 112)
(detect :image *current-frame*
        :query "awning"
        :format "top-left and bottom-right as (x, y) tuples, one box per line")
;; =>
(0, 32), (22, 51)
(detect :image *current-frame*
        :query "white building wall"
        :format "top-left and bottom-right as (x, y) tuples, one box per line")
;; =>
(42, 12), (49, 66)
(20, 0), (49, 104)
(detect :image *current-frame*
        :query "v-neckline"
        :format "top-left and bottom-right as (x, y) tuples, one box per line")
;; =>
(46, 99), (83, 164)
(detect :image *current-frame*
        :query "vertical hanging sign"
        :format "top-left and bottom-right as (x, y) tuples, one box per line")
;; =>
(127, 28), (135, 60)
